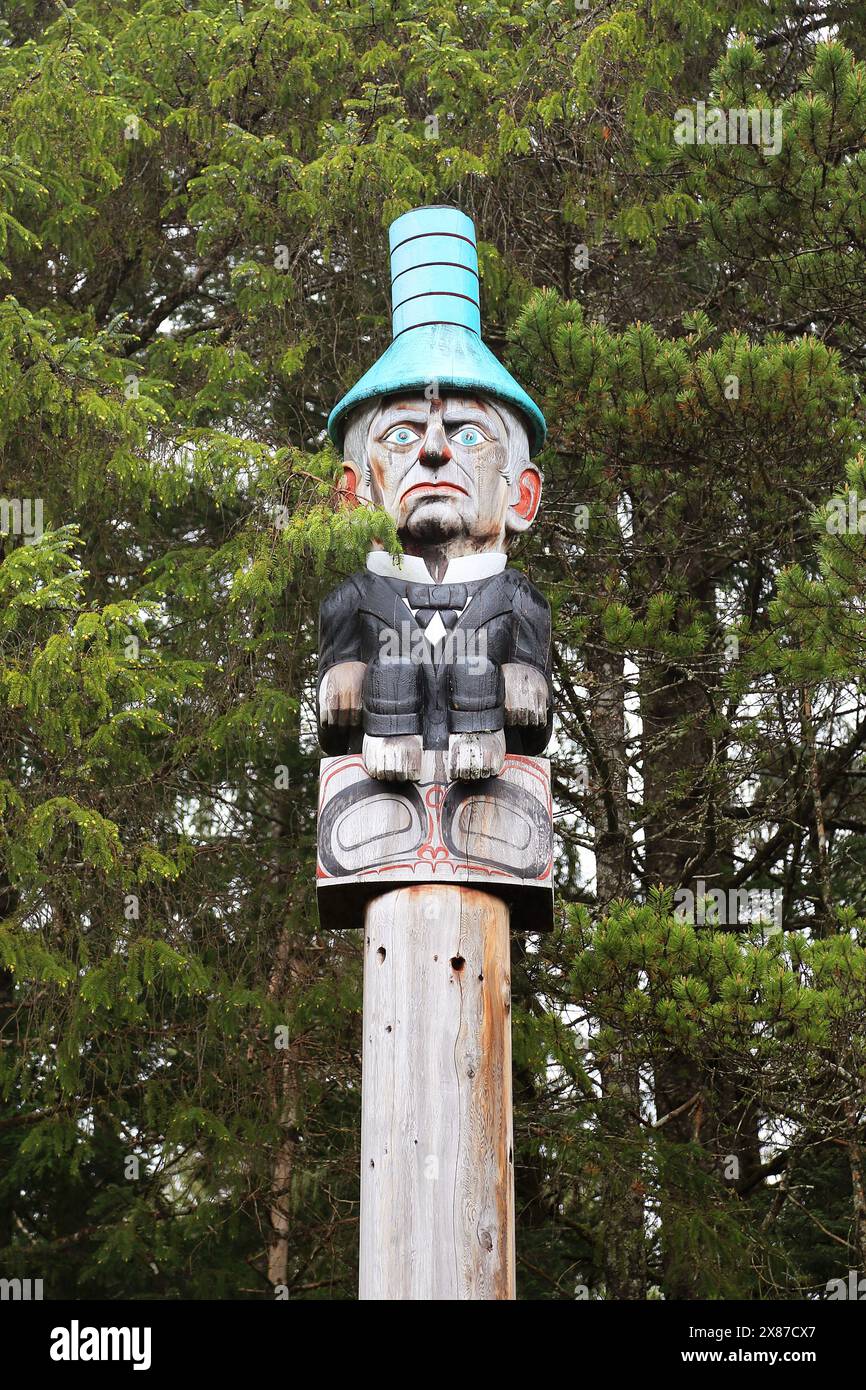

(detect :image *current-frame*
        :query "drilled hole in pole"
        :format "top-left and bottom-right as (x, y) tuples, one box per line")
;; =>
(450, 955), (465, 972)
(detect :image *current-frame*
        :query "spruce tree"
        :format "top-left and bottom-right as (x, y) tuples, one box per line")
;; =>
(1, 0), (865, 1299)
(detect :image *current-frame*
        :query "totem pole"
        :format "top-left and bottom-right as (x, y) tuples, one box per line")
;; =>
(316, 206), (553, 1300)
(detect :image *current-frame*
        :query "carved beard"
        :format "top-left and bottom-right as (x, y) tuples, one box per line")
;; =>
(402, 493), (466, 543)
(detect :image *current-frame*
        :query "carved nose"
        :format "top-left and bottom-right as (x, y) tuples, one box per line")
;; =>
(418, 424), (452, 467)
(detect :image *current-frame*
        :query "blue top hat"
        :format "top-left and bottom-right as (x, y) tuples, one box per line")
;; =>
(327, 206), (546, 457)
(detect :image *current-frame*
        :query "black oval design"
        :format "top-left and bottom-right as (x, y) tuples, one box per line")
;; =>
(318, 779), (427, 877)
(440, 778), (551, 878)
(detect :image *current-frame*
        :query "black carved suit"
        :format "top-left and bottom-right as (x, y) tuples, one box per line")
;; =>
(317, 567), (552, 756)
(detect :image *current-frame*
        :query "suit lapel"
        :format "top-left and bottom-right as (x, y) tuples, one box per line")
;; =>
(358, 574), (424, 631)
(455, 570), (516, 633)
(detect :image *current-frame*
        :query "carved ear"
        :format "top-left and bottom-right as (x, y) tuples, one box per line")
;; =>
(507, 465), (542, 533)
(338, 459), (363, 508)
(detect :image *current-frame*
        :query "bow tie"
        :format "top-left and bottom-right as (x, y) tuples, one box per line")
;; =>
(406, 582), (468, 631)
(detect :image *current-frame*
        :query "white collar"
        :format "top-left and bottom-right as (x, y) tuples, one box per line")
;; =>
(366, 550), (507, 584)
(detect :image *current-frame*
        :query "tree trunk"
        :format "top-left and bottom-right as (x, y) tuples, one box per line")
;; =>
(587, 637), (646, 1299)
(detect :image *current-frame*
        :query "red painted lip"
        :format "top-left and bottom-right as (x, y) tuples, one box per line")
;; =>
(401, 481), (469, 502)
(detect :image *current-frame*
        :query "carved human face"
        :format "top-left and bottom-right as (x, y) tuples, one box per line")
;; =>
(342, 392), (541, 556)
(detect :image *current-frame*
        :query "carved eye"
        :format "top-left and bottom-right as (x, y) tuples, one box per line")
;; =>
(451, 425), (485, 447)
(382, 424), (421, 446)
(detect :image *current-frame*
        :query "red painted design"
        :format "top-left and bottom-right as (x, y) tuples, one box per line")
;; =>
(418, 845), (448, 863)
(317, 752), (553, 882)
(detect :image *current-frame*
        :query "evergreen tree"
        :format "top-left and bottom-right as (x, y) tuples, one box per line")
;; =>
(1, 0), (865, 1299)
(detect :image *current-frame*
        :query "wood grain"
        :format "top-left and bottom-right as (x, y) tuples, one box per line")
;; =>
(359, 885), (514, 1300)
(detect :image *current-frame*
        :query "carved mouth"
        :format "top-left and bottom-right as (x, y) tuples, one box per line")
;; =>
(401, 481), (470, 504)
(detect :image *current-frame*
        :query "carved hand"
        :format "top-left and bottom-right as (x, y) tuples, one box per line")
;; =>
(319, 661), (366, 728)
(447, 730), (506, 782)
(363, 733), (423, 782)
(502, 662), (549, 727)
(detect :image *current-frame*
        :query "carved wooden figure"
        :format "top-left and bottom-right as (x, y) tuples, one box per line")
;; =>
(317, 206), (553, 1300)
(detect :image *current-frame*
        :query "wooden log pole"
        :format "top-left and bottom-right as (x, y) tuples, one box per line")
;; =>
(359, 884), (515, 1301)
(316, 202), (554, 1300)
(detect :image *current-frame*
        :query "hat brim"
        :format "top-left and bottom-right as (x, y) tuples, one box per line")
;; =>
(327, 323), (546, 457)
